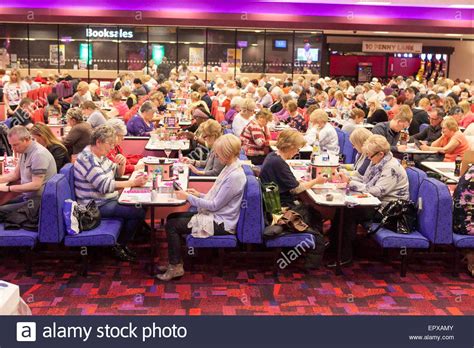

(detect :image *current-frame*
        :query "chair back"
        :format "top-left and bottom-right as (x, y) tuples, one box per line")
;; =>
(341, 131), (356, 164)
(38, 174), (72, 243)
(417, 178), (453, 244)
(335, 127), (346, 152)
(236, 174), (264, 244)
(59, 163), (76, 200)
(406, 167), (428, 203)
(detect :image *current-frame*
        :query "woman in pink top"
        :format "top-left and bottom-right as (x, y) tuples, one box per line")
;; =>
(420, 117), (470, 162)
(109, 90), (129, 117)
(273, 94), (293, 123)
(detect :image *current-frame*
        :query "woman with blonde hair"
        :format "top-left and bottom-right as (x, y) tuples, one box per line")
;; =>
(181, 119), (225, 176)
(71, 81), (92, 107)
(420, 117), (470, 162)
(30, 123), (70, 172)
(157, 134), (247, 281)
(366, 96), (388, 125)
(348, 127), (373, 177)
(304, 109), (339, 155)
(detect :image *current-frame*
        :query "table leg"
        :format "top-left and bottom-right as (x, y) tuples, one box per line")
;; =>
(149, 206), (156, 276)
(335, 206), (345, 276)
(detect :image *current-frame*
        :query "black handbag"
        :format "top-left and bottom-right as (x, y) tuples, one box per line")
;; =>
(368, 199), (417, 235)
(74, 200), (101, 231)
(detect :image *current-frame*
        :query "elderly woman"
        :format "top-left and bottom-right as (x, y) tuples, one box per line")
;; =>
(232, 97), (256, 137)
(341, 108), (365, 136)
(149, 91), (167, 113)
(366, 96), (388, 125)
(181, 119), (225, 176)
(304, 109), (339, 155)
(348, 127), (372, 177)
(269, 87), (284, 113)
(286, 100), (306, 132)
(157, 134), (247, 281)
(273, 94), (293, 123)
(121, 86), (137, 109)
(126, 101), (156, 137)
(106, 118), (143, 175)
(225, 96), (243, 125)
(71, 81), (92, 107)
(420, 117), (470, 162)
(74, 125), (147, 262)
(240, 109), (273, 165)
(108, 90), (129, 118)
(81, 101), (107, 128)
(332, 135), (409, 266)
(62, 108), (93, 156)
(259, 129), (326, 269)
(256, 87), (273, 109)
(30, 123), (70, 173)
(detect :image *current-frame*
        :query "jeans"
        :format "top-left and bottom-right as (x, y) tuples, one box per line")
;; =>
(99, 200), (146, 245)
(165, 212), (229, 265)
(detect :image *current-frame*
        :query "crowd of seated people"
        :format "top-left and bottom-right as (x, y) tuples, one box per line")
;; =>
(1, 66), (474, 277)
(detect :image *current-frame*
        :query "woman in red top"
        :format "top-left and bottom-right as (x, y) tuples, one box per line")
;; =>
(240, 109), (273, 165)
(420, 117), (470, 162)
(106, 118), (143, 175)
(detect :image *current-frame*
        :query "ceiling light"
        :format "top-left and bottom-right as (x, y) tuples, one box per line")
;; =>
(357, 1), (392, 5)
(373, 31), (389, 34)
(255, 30), (262, 33)
(444, 34), (463, 37)
(449, 4), (474, 8)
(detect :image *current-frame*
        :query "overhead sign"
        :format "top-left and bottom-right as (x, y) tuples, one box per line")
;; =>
(362, 41), (422, 54)
(86, 28), (134, 39)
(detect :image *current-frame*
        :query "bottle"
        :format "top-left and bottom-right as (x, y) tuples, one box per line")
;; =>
(322, 149), (330, 162)
(454, 156), (462, 176)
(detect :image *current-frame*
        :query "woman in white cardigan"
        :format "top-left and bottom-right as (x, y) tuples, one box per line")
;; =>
(304, 109), (339, 155)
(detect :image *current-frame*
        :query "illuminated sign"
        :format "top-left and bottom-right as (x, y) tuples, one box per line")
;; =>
(86, 28), (134, 39)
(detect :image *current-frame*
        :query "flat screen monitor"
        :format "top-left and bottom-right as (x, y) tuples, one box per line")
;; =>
(296, 48), (319, 62)
(237, 41), (248, 48)
(273, 40), (287, 50)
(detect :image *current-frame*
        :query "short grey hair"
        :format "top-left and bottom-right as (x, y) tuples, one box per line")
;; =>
(66, 107), (84, 122)
(8, 125), (31, 140)
(230, 96), (244, 109)
(106, 118), (127, 136)
(90, 125), (116, 145)
(140, 101), (155, 114)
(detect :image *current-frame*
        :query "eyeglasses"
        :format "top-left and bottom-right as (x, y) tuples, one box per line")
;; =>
(368, 152), (382, 160)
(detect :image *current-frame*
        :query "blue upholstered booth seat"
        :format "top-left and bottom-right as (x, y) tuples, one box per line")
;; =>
(406, 167), (428, 203)
(64, 219), (122, 247)
(265, 233), (316, 248)
(372, 227), (430, 249)
(186, 234), (238, 248)
(0, 227), (38, 248)
(452, 234), (474, 248)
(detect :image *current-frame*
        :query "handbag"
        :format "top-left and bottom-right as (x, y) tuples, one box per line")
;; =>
(368, 199), (417, 235)
(63, 199), (101, 235)
(261, 182), (282, 215)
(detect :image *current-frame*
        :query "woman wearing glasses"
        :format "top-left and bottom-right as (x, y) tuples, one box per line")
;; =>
(329, 135), (409, 267)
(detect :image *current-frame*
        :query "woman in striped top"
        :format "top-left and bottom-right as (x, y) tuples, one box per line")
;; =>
(74, 125), (148, 262)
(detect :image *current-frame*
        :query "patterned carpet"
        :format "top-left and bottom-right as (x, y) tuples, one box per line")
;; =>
(1, 231), (473, 316)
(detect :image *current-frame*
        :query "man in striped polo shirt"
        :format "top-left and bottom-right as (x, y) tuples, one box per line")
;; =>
(74, 125), (147, 261)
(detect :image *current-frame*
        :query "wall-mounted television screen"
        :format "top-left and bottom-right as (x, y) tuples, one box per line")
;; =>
(237, 41), (248, 48)
(296, 48), (319, 62)
(273, 39), (287, 50)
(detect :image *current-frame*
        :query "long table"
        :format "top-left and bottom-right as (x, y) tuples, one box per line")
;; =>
(420, 161), (459, 183)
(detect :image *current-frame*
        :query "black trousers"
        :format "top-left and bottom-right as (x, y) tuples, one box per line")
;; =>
(165, 212), (230, 265)
(330, 206), (376, 260)
(247, 155), (267, 166)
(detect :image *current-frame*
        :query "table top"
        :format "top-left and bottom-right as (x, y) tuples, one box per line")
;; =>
(399, 143), (438, 154)
(118, 161), (189, 206)
(287, 160), (381, 207)
(145, 137), (191, 151)
(420, 161), (460, 183)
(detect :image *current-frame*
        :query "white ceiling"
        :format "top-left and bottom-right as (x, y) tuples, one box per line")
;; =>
(260, 0), (474, 8)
